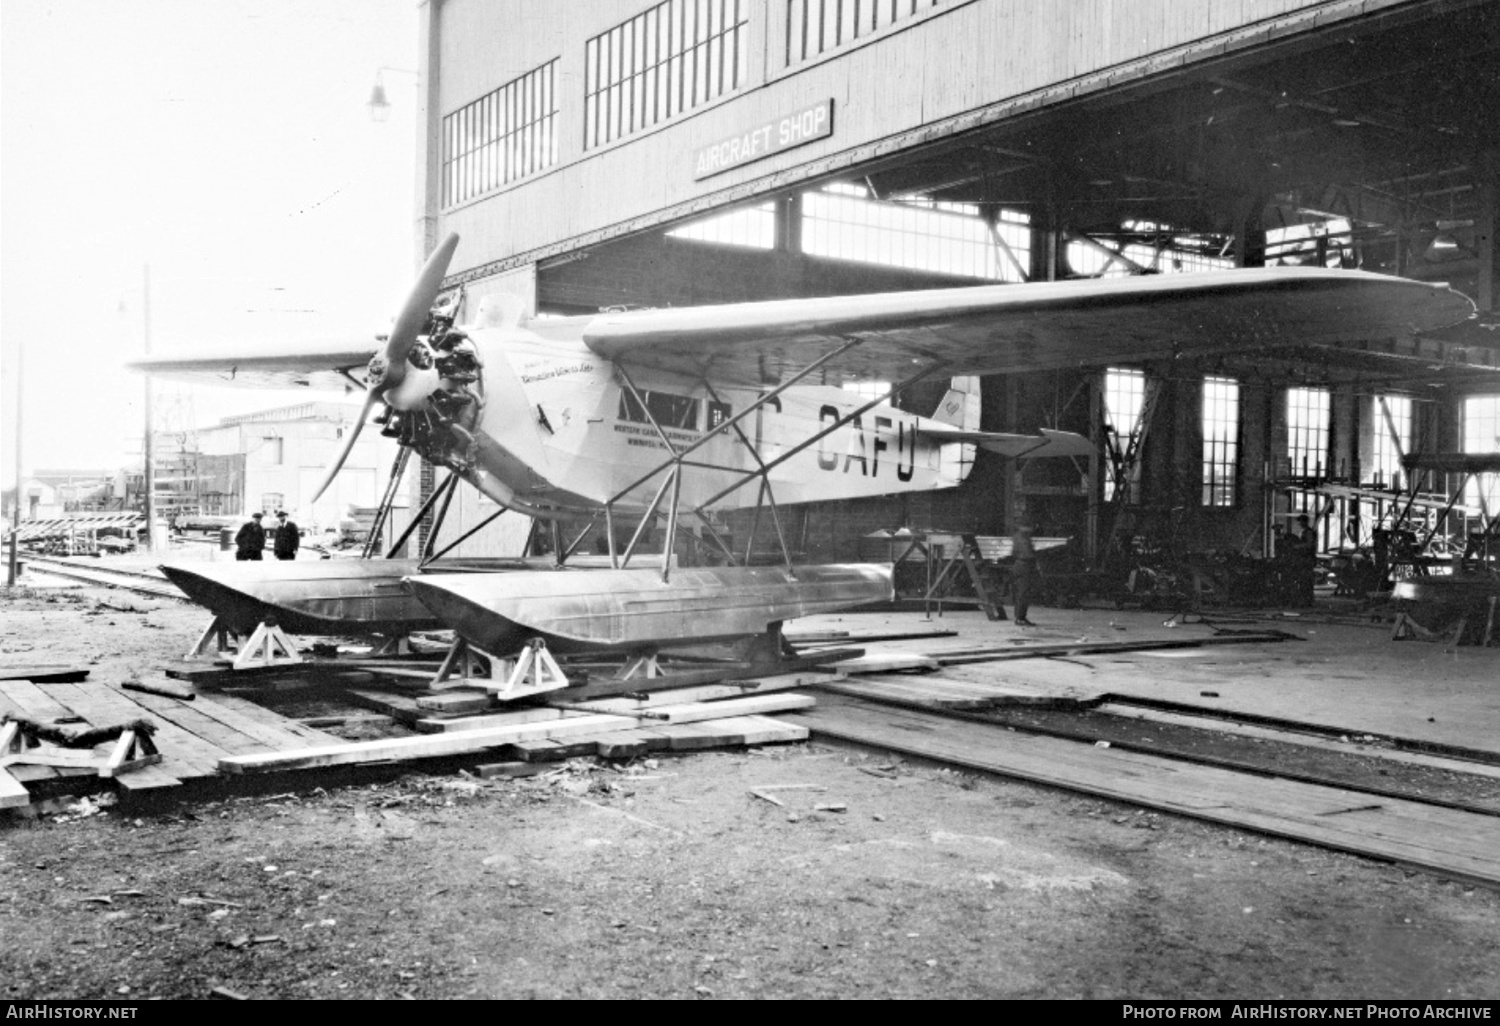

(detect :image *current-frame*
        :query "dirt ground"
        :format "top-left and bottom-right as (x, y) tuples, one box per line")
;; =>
(4, 585), (1500, 1000)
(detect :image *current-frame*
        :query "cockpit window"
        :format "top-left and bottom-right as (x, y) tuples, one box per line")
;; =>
(619, 389), (700, 430)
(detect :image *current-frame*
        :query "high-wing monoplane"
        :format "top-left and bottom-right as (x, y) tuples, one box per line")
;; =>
(132, 234), (1475, 681)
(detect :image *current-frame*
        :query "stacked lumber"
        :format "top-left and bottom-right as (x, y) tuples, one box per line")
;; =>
(216, 673), (835, 775)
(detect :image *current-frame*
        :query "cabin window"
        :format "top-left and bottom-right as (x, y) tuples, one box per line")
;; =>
(1202, 376), (1240, 507)
(619, 389), (701, 431)
(706, 400), (733, 431)
(441, 59), (558, 208)
(585, 0), (750, 151)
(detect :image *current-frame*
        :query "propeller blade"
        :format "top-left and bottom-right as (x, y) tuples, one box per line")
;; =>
(375, 232), (461, 392)
(309, 392), (381, 506)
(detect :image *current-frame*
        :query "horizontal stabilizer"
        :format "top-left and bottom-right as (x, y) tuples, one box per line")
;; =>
(918, 425), (1094, 460)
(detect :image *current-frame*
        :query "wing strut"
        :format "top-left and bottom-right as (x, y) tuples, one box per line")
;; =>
(604, 339), (863, 581)
(603, 337), (949, 582)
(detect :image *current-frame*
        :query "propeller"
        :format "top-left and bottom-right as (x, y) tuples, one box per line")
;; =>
(309, 232), (461, 504)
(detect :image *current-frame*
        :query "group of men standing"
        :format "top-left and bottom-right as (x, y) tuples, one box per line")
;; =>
(234, 511), (300, 561)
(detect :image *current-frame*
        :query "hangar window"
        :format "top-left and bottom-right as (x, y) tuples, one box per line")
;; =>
(1286, 387), (1331, 541)
(668, 202), (776, 248)
(803, 184), (1028, 282)
(1463, 395), (1500, 511)
(1286, 388), (1330, 480)
(1067, 222), (1235, 278)
(1202, 376), (1240, 508)
(785, 0), (942, 64)
(1265, 219), (1354, 268)
(442, 60), (558, 208)
(586, 0), (750, 151)
(1104, 368), (1146, 503)
(620, 389), (702, 431)
(1371, 395), (1412, 489)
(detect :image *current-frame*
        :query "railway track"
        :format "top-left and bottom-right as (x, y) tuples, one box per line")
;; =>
(21, 555), (187, 601)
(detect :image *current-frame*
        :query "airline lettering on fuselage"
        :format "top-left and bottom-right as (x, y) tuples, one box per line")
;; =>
(817, 405), (915, 481)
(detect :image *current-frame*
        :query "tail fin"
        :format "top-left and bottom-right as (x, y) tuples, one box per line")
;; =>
(932, 380), (977, 427)
(936, 376), (981, 487)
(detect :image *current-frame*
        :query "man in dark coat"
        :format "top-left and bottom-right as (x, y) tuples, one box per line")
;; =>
(1010, 522), (1038, 626)
(273, 511), (300, 561)
(1289, 513), (1318, 607)
(234, 512), (265, 561)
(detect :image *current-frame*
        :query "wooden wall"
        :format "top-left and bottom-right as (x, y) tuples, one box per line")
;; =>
(427, 0), (1402, 276)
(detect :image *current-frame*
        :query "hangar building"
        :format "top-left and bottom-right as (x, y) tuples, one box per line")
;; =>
(404, 0), (1499, 585)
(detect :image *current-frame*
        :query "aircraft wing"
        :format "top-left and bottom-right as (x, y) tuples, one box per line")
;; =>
(917, 424), (1095, 459)
(581, 267), (1476, 387)
(126, 337), (377, 390)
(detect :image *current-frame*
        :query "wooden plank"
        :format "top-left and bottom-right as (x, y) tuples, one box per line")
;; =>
(0, 692), (61, 783)
(217, 712), (640, 774)
(412, 707), (588, 735)
(0, 665), (90, 683)
(1095, 703), (1500, 782)
(43, 683), (219, 780)
(414, 690), (495, 715)
(82, 684), (265, 762)
(813, 674), (1084, 710)
(830, 653), (941, 674)
(505, 739), (569, 762)
(924, 632), (1293, 667)
(652, 715), (810, 751)
(0, 680), (79, 721)
(121, 680), (195, 701)
(130, 683), (346, 751)
(196, 691), (350, 747)
(594, 730), (661, 759)
(114, 764), (185, 793)
(560, 672), (841, 714)
(0, 766), (31, 808)
(556, 653), (851, 702)
(346, 688), (427, 724)
(792, 695), (1500, 887)
(642, 693), (815, 724)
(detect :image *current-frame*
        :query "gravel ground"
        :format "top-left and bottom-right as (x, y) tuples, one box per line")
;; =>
(3, 584), (1500, 1000)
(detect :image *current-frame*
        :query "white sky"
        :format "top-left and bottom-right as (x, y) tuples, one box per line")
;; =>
(1, 0), (421, 483)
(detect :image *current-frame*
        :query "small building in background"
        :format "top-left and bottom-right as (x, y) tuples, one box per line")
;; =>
(164, 401), (398, 532)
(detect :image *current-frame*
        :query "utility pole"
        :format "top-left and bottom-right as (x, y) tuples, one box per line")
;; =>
(142, 263), (155, 553)
(6, 341), (22, 586)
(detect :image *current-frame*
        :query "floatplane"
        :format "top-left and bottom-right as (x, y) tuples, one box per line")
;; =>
(132, 234), (1474, 691)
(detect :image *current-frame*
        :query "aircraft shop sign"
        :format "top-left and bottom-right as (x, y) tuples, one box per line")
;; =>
(693, 100), (834, 180)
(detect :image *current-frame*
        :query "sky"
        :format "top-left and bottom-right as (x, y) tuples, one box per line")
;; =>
(1, 0), (422, 486)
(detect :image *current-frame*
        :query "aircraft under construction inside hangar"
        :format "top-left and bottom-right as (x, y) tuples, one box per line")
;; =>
(130, 233), (1476, 687)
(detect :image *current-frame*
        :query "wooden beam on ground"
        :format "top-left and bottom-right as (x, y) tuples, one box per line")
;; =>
(884, 631), (1296, 667)
(648, 715), (809, 750)
(792, 695), (1500, 888)
(554, 672), (839, 714)
(412, 706), (592, 734)
(0, 666), (90, 684)
(631, 693), (814, 724)
(217, 713), (639, 774)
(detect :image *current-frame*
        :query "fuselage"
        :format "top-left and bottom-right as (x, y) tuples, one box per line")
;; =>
(414, 316), (973, 517)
